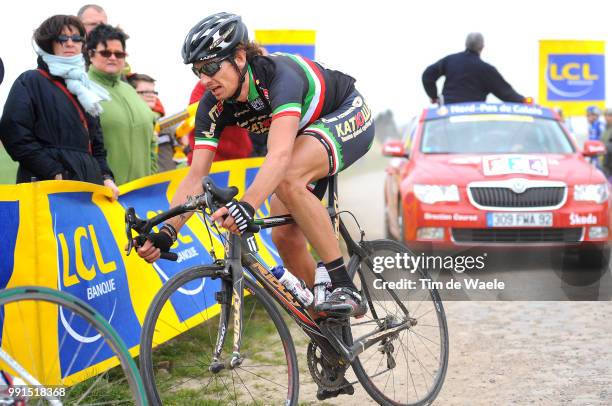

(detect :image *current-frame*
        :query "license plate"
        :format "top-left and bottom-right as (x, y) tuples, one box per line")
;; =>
(487, 212), (553, 227)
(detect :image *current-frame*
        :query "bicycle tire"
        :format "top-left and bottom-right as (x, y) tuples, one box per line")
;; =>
(0, 286), (147, 405)
(139, 264), (300, 405)
(348, 239), (449, 406)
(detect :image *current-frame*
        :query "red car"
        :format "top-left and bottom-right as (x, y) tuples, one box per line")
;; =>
(383, 102), (611, 267)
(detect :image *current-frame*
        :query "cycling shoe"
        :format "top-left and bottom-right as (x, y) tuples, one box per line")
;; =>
(315, 287), (367, 318)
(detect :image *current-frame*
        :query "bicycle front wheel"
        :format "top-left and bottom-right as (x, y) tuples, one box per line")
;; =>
(0, 286), (147, 405)
(348, 239), (449, 406)
(139, 265), (299, 405)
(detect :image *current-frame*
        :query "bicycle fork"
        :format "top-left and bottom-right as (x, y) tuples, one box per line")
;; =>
(209, 233), (245, 373)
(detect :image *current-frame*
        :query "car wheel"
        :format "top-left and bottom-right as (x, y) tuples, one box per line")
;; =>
(384, 204), (393, 240)
(399, 201), (407, 245)
(577, 244), (611, 270)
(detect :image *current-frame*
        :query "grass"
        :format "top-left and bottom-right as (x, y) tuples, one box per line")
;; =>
(0, 146), (17, 184)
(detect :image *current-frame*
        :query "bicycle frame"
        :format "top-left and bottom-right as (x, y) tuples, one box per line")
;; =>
(206, 175), (412, 372)
(126, 173), (413, 372)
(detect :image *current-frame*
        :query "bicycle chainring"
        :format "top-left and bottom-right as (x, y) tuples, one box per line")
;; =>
(307, 341), (349, 390)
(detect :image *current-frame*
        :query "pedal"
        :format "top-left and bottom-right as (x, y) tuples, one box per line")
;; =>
(316, 379), (355, 400)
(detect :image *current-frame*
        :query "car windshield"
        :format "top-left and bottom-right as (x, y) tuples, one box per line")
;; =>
(420, 115), (574, 154)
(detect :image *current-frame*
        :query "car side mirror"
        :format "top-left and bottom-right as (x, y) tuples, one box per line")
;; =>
(583, 140), (606, 157)
(382, 140), (409, 158)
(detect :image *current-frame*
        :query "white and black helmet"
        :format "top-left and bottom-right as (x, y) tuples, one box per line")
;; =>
(182, 12), (248, 64)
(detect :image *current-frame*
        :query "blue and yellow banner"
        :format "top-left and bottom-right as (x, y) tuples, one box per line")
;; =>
(0, 158), (281, 385)
(255, 29), (316, 59)
(539, 40), (606, 116)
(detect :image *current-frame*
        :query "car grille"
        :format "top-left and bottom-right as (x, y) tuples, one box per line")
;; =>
(469, 187), (565, 208)
(452, 228), (582, 243)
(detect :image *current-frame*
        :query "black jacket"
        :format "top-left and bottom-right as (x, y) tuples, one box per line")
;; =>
(422, 50), (524, 104)
(0, 58), (113, 184)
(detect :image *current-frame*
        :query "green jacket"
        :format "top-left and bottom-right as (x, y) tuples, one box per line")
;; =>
(88, 67), (157, 185)
(602, 125), (612, 146)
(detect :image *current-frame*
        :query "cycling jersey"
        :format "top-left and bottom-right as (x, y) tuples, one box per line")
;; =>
(588, 120), (605, 141)
(194, 53), (375, 193)
(194, 53), (356, 149)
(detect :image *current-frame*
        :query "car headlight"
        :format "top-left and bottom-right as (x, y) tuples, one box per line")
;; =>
(413, 184), (460, 204)
(574, 183), (609, 204)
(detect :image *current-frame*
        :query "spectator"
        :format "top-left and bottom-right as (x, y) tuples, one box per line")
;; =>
(0, 14), (118, 198)
(422, 32), (525, 105)
(601, 108), (612, 178)
(128, 73), (177, 172)
(586, 105), (605, 141)
(77, 4), (107, 34)
(602, 108), (612, 145)
(87, 24), (157, 184)
(187, 80), (252, 164)
(249, 130), (268, 157)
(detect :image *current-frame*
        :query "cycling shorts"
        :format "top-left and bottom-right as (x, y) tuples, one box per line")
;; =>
(301, 89), (375, 199)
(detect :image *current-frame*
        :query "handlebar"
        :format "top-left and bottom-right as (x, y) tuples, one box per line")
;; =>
(125, 176), (258, 261)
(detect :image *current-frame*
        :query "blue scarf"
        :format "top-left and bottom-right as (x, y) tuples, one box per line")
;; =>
(35, 45), (110, 116)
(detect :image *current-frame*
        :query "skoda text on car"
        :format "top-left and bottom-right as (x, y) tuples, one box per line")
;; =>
(382, 102), (611, 267)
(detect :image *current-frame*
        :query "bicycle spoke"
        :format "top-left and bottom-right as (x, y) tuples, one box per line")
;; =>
(398, 331), (419, 401)
(413, 306), (436, 321)
(237, 366), (288, 389)
(233, 368), (259, 405)
(409, 328), (441, 348)
(412, 329), (441, 363)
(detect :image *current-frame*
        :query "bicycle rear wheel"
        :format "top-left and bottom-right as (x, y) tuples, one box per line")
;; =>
(0, 286), (147, 405)
(139, 265), (299, 405)
(348, 239), (449, 406)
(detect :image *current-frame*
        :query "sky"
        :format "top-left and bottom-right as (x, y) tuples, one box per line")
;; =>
(1, 0), (612, 128)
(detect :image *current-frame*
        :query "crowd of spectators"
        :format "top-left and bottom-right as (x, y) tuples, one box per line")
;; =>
(0, 4), (258, 195)
(2, 14), (612, 191)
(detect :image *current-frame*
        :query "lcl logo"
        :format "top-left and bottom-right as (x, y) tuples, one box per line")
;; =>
(549, 63), (598, 81)
(546, 54), (605, 100)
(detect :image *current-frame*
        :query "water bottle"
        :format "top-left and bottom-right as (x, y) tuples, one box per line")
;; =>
(270, 266), (314, 307)
(313, 262), (332, 307)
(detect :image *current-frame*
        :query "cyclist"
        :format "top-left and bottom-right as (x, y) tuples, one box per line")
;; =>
(136, 12), (374, 317)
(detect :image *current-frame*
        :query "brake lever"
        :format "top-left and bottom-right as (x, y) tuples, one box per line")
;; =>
(125, 207), (150, 256)
(125, 208), (137, 256)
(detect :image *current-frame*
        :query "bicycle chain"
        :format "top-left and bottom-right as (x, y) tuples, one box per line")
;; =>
(306, 342), (349, 390)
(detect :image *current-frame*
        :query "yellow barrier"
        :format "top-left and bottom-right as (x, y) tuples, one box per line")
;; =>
(0, 158), (280, 384)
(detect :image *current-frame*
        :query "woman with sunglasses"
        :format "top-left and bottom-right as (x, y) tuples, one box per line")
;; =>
(137, 13), (375, 318)
(87, 24), (158, 185)
(0, 15), (118, 197)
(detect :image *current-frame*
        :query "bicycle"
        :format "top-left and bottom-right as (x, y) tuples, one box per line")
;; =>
(127, 175), (449, 405)
(0, 286), (148, 405)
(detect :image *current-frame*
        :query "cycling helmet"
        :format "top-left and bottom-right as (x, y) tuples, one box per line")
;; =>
(586, 105), (601, 116)
(182, 12), (248, 64)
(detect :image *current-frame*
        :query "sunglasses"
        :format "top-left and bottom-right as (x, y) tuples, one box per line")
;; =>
(56, 34), (83, 43)
(191, 58), (227, 78)
(137, 90), (158, 96)
(92, 49), (128, 59)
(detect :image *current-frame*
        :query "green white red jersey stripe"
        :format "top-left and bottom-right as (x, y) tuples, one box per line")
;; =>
(194, 137), (218, 151)
(306, 126), (339, 173)
(272, 102), (301, 120)
(283, 54), (326, 128)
